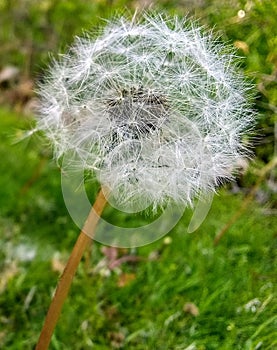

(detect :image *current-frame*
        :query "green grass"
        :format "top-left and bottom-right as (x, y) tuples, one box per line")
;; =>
(0, 109), (276, 349)
(0, 0), (276, 348)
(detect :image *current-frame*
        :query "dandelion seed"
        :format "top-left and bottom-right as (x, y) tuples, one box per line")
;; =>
(37, 13), (254, 212)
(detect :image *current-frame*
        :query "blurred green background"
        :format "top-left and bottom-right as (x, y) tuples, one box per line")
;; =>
(0, 0), (276, 349)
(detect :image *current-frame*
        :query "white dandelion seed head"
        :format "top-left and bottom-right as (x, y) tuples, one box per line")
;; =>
(36, 13), (255, 212)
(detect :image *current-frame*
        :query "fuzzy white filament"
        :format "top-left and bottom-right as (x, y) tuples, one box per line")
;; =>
(37, 13), (254, 211)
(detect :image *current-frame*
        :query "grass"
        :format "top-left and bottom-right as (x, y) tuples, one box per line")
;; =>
(0, 108), (276, 349)
(0, 0), (276, 348)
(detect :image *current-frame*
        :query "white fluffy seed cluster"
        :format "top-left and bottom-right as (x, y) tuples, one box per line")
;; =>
(37, 13), (254, 210)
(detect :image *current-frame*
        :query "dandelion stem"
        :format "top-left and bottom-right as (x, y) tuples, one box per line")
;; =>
(35, 187), (108, 350)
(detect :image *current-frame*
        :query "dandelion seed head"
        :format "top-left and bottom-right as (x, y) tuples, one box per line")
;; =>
(36, 13), (255, 211)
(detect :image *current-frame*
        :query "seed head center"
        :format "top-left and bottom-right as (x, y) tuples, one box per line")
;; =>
(107, 86), (168, 140)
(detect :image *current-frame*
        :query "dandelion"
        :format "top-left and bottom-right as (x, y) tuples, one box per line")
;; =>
(37, 13), (254, 211)
(35, 12), (254, 349)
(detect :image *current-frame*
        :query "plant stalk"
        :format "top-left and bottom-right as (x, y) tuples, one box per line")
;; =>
(214, 157), (277, 245)
(35, 188), (108, 350)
